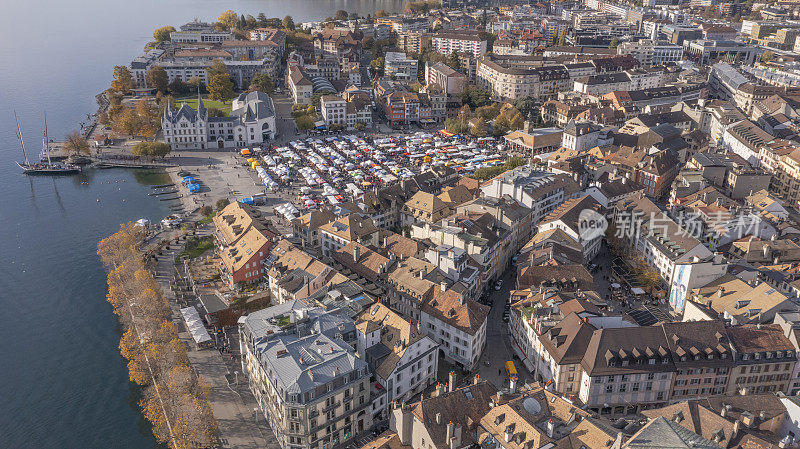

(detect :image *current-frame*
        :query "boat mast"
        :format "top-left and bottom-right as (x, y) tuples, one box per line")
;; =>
(44, 112), (52, 165)
(14, 111), (29, 165)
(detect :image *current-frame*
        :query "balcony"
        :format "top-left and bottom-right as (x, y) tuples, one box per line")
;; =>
(322, 401), (341, 413)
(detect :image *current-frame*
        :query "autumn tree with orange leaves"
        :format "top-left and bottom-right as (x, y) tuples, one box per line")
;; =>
(99, 223), (218, 448)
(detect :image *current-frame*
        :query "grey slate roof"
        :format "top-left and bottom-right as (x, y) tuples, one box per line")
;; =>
(625, 417), (723, 449)
(241, 301), (367, 396)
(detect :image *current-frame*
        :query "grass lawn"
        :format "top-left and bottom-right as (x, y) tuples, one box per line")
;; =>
(175, 96), (232, 114)
(176, 235), (215, 262)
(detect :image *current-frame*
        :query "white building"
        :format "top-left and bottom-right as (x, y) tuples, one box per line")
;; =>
(420, 287), (488, 371)
(356, 303), (438, 413)
(162, 91), (276, 151)
(536, 195), (604, 261)
(384, 52), (419, 81)
(618, 40), (683, 66)
(481, 167), (581, 225)
(320, 95), (347, 127)
(432, 31), (487, 58)
(561, 121), (609, 152)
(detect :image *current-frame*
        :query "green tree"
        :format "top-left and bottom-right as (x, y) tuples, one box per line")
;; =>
(462, 85), (490, 108)
(217, 10), (239, 30)
(207, 66), (234, 101)
(64, 131), (91, 155)
(296, 115), (315, 130)
(249, 73), (275, 94)
(762, 50), (774, 63)
(208, 59), (229, 78)
(150, 142), (171, 158)
(458, 104), (472, 122)
(282, 15), (295, 30)
(370, 57), (385, 76)
(168, 79), (189, 96)
(207, 107), (227, 118)
(245, 14), (258, 29)
(514, 96), (537, 120)
(476, 103), (501, 120)
(187, 77), (205, 94)
(375, 9), (387, 18)
(113, 108), (142, 136)
(257, 13), (268, 27)
(153, 26), (176, 42)
(146, 66), (169, 93)
(470, 117), (488, 137)
(216, 198), (230, 210)
(448, 51), (462, 70)
(444, 118), (470, 134)
(334, 10), (348, 21)
(111, 66), (134, 94)
(200, 205), (214, 216)
(609, 37), (619, 49)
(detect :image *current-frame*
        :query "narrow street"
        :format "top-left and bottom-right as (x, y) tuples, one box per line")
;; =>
(477, 267), (520, 390)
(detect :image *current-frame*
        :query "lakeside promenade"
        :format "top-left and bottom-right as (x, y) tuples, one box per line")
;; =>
(149, 225), (279, 449)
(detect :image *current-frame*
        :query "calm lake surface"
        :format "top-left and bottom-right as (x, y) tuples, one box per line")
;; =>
(0, 0), (403, 446)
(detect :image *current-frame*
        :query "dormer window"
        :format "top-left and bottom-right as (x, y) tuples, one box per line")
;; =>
(708, 354), (714, 360)
(742, 354), (749, 360)
(721, 353), (727, 359)
(622, 360), (629, 366)
(649, 359), (656, 365)
(767, 352), (774, 359)
(755, 353), (761, 360)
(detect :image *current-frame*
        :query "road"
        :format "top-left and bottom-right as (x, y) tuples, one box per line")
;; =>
(476, 266), (519, 390)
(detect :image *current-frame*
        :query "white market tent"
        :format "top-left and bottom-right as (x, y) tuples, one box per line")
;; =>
(180, 306), (212, 346)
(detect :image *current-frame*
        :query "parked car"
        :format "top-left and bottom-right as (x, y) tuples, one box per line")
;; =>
(495, 280), (503, 291)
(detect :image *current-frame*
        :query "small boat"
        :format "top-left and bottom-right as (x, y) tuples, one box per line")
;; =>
(15, 112), (81, 175)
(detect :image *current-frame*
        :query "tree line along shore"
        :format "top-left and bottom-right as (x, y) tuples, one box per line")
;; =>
(98, 223), (217, 449)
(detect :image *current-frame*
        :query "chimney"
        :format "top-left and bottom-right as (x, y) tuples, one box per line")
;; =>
(733, 419), (741, 438)
(353, 244), (361, 262)
(436, 382), (445, 397)
(453, 423), (463, 447)
(546, 419), (555, 438)
(441, 281), (447, 293)
(383, 235), (388, 247)
(509, 378), (517, 394)
(436, 412), (442, 424)
(474, 374), (480, 385)
(449, 371), (456, 392)
(505, 426), (513, 443)
(759, 410), (767, 421)
(720, 403), (728, 418)
(395, 400), (413, 445)
(447, 421), (455, 442)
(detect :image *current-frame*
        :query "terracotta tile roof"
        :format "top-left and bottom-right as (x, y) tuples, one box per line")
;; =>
(359, 431), (408, 449)
(422, 289), (489, 335)
(410, 381), (497, 449)
(319, 213), (379, 242)
(356, 303), (429, 379)
(438, 185), (474, 206)
(332, 242), (390, 282)
(727, 324), (795, 353)
(516, 264), (594, 292)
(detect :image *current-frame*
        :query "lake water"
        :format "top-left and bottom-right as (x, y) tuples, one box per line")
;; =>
(0, 0), (404, 446)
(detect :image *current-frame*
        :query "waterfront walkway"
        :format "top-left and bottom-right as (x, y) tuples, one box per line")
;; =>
(151, 228), (278, 449)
